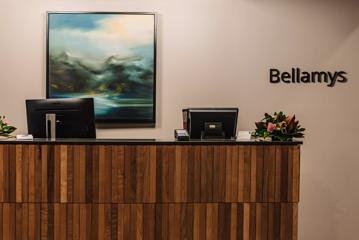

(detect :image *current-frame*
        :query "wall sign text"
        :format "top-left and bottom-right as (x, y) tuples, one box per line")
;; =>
(270, 68), (348, 87)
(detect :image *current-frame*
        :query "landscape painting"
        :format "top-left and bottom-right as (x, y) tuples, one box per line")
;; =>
(47, 12), (156, 124)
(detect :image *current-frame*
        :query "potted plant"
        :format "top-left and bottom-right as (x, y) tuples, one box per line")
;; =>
(252, 112), (305, 141)
(0, 116), (16, 138)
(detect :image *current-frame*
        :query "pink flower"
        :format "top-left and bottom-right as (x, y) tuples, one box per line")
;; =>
(267, 122), (276, 133)
(2, 119), (9, 125)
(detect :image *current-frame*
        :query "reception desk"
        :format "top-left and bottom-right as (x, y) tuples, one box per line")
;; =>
(0, 139), (301, 239)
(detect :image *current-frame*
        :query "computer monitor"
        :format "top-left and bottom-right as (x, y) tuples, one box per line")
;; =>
(183, 108), (239, 139)
(26, 98), (96, 138)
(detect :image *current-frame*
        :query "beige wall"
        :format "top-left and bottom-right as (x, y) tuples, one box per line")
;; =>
(1, 0), (359, 239)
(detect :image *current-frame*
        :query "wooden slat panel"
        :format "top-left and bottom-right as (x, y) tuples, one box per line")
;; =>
(255, 146), (264, 202)
(250, 146), (257, 203)
(66, 204), (73, 240)
(98, 146), (112, 203)
(78, 146), (86, 203)
(292, 146), (300, 203)
(104, 204), (112, 240)
(111, 146), (124, 203)
(287, 147), (294, 202)
(179, 146), (188, 202)
(0, 202), (298, 240)
(186, 147), (195, 202)
(243, 146), (252, 202)
(54, 204), (60, 240)
(111, 204), (118, 240)
(22, 203), (29, 240)
(66, 146), (74, 204)
(255, 203), (262, 240)
(167, 146), (176, 203)
(181, 203), (194, 240)
(230, 146), (239, 203)
(264, 146), (276, 202)
(0, 145), (4, 202)
(213, 146), (226, 202)
(3, 203), (15, 240)
(173, 147), (182, 203)
(225, 147), (233, 202)
(274, 146), (281, 203)
(149, 146), (157, 203)
(249, 203), (257, 240)
(292, 203), (298, 240)
(143, 146), (151, 203)
(92, 145), (99, 203)
(117, 204), (124, 240)
(123, 204), (131, 239)
(85, 146), (93, 203)
(16, 204), (23, 239)
(32, 146), (42, 203)
(136, 146), (146, 203)
(267, 203), (274, 240)
(230, 203), (238, 240)
(41, 145), (48, 203)
(54, 146), (61, 203)
(0, 143), (301, 239)
(28, 203), (41, 240)
(237, 203), (244, 240)
(280, 146), (289, 202)
(192, 146), (201, 203)
(22, 145), (31, 202)
(72, 203), (79, 240)
(143, 204), (155, 240)
(261, 203), (268, 240)
(9, 145), (16, 203)
(28, 145), (36, 203)
(206, 203), (218, 240)
(218, 203), (231, 239)
(238, 146), (245, 202)
(201, 146), (214, 203)
(125, 146), (137, 203)
(60, 146), (68, 203)
(15, 146), (22, 203)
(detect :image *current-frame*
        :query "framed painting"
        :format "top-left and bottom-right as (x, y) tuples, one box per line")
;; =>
(46, 12), (157, 126)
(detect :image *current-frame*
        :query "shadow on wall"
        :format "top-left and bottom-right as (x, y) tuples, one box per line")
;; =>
(300, 172), (340, 239)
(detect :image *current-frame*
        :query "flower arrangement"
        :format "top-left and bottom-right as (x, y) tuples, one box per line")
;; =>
(252, 112), (305, 141)
(0, 116), (16, 137)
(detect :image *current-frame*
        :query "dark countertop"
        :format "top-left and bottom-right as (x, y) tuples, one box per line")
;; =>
(0, 138), (303, 145)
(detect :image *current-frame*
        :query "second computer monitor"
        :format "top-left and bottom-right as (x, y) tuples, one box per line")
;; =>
(184, 108), (239, 139)
(26, 98), (96, 138)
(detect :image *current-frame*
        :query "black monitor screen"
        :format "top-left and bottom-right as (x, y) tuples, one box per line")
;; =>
(186, 108), (239, 139)
(26, 98), (96, 138)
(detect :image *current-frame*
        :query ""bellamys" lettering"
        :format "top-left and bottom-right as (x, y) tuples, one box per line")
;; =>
(269, 68), (348, 87)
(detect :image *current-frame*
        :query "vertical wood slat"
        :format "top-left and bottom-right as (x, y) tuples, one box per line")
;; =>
(193, 146), (201, 203)
(280, 146), (289, 202)
(111, 145), (124, 203)
(213, 146), (226, 202)
(179, 146), (188, 203)
(292, 146), (301, 203)
(203, 146), (214, 202)
(15, 146), (22, 203)
(243, 146), (252, 202)
(287, 147), (294, 203)
(173, 147), (182, 203)
(264, 146), (276, 203)
(0, 145), (4, 203)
